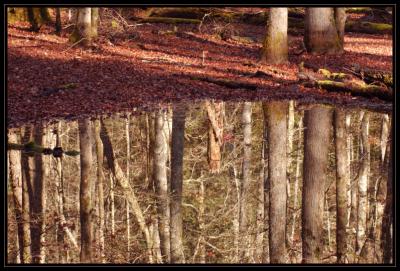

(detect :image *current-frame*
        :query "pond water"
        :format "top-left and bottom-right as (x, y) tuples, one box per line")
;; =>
(7, 99), (392, 264)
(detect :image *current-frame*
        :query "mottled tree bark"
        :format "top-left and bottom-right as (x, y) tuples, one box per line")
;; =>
(261, 102), (270, 263)
(170, 104), (187, 263)
(334, 109), (350, 263)
(78, 118), (94, 263)
(266, 101), (288, 263)
(262, 8), (288, 64)
(304, 8), (341, 54)
(154, 110), (171, 262)
(302, 106), (332, 263)
(239, 102), (252, 262)
(356, 112), (370, 254)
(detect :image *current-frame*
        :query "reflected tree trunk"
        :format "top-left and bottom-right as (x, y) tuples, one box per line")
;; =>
(154, 109), (171, 263)
(239, 102), (252, 262)
(356, 112), (370, 254)
(78, 118), (94, 263)
(334, 109), (349, 263)
(261, 102), (270, 263)
(266, 101), (288, 263)
(170, 104), (187, 263)
(205, 101), (224, 173)
(302, 106), (332, 263)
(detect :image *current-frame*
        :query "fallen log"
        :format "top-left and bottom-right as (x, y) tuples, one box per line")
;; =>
(189, 75), (258, 90)
(304, 80), (392, 102)
(138, 16), (201, 24)
(345, 65), (393, 87)
(345, 21), (392, 34)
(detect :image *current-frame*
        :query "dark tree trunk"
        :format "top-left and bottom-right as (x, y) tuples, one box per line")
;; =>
(170, 104), (187, 263)
(334, 8), (347, 51)
(78, 118), (94, 263)
(55, 8), (61, 35)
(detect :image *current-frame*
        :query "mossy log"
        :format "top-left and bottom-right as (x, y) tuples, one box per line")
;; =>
(346, 7), (372, 14)
(348, 65), (393, 87)
(7, 141), (80, 157)
(307, 80), (392, 101)
(345, 21), (392, 34)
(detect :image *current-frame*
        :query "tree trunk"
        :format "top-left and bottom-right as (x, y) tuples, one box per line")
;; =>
(262, 8), (288, 64)
(70, 8), (94, 46)
(334, 109), (350, 263)
(20, 127), (33, 263)
(154, 109), (171, 263)
(304, 8), (341, 54)
(334, 8), (347, 51)
(239, 102), (252, 262)
(94, 120), (105, 263)
(356, 112), (370, 254)
(380, 114), (390, 164)
(290, 114), (303, 263)
(125, 116), (131, 261)
(266, 101), (288, 263)
(78, 118), (94, 263)
(205, 101), (224, 173)
(261, 102), (270, 263)
(29, 124), (46, 263)
(286, 101), (295, 247)
(91, 8), (99, 38)
(302, 106), (332, 263)
(55, 8), (61, 35)
(381, 117), (393, 263)
(8, 129), (29, 264)
(170, 104), (187, 263)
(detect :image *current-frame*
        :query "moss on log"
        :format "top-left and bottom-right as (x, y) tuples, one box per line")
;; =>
(308, 80), (392, 101)
(345, 21), (392, 34)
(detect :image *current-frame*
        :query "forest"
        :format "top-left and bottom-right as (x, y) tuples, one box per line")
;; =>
(6, 6), (394, 265)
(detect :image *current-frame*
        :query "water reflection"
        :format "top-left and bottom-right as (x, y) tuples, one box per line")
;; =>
(7, 100), (392, 264)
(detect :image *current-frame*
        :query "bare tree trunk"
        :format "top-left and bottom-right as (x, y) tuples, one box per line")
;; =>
(356, 112), (370, 255)
(55, 8), (61, 35)
(266, 101), (288, 263)
(255, 149), (264, 263)
(20, 127), (33, 263)
(8, 129), (28, 264)
(262, 7), (288, 64)
(348, 114), (358, 260)
(304, 8), (341, 54)
(198, 179), (206, 264)
(334, 8), (347, 51)
(205, 101), (224, 173)
(302, 106), (332, 263)
(380, 114), (390, 164)
(290, 114), (303, 263)
(70, 8), (94, 46)
(334, 109), (350, 263)
(381, 118), (393, 264)
(286, 101), (295, 247)
(232, 157), (240, 263)
(29, 124), (46, 263)
(170, 104), (187, 263)
(100, 119), (154, 263)
(125, 116), (131, 261)
(94, 120), (105, 263)
(78, 118), (94, 263)
(154, 109), (171, 263)
(261, 102), (270, 263)
(239, 102), (252, 262)
(91, 8), (99, 38)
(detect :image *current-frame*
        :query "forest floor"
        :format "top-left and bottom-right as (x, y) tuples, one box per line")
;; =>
(7, 8), (393, 128)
